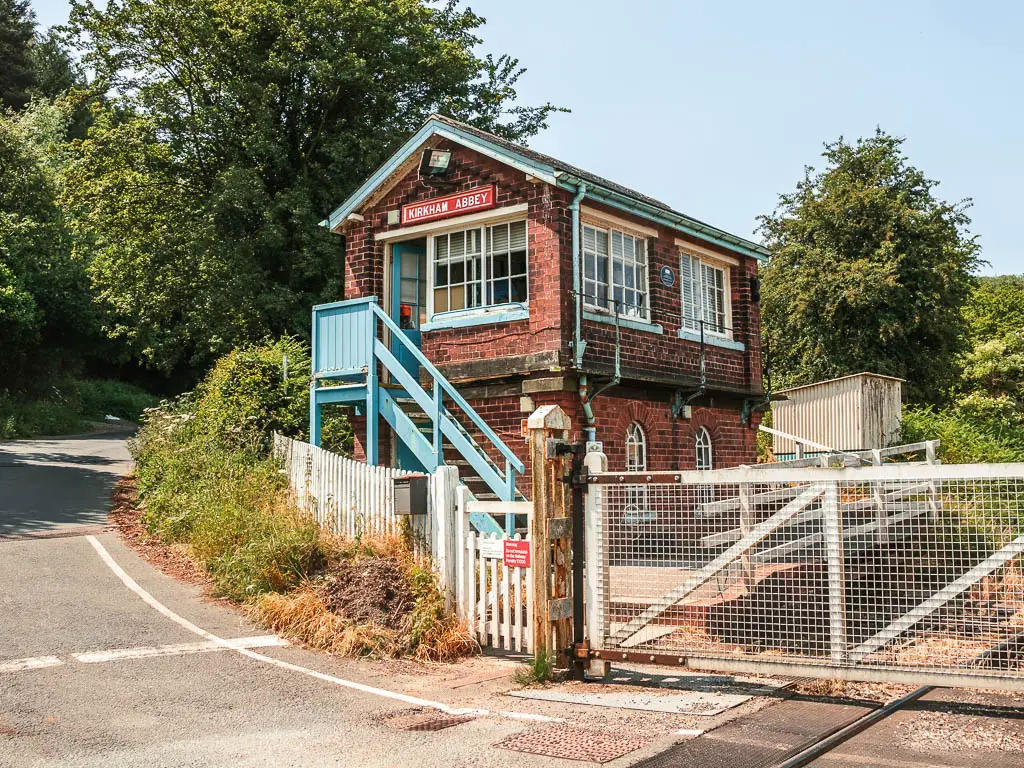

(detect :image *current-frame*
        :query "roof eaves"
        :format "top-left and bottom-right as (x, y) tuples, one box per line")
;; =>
(555, 171), (769, 262)
(324, 117), (558, 231)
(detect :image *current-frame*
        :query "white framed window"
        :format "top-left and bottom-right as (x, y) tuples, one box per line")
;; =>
(582, 223), (649, 320)
(624, 422), (653, 523)
(430, 219), (527, 316)
(625, 421), (647, 471)
(680, 250), (731, 337)
(695, 427), (713, 470)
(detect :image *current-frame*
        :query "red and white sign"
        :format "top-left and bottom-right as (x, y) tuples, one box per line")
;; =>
(401, 185), (495, 226)
(503, 539), (531, 568)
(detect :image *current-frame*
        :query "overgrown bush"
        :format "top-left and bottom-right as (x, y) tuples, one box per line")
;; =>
(191, 336), (352, 454)
(133, 403), (325, 600)
(902, 405), (1024, 464)
(129, 338), (466, 660)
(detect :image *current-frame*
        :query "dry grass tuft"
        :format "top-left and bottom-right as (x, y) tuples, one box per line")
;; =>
(252, 586), (403, 658)
(412, 617), (478, 663)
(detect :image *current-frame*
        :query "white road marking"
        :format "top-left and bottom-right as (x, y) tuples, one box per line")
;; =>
(86, 535), (562, 724)
(73, 635), (287, 663)
(673, 728), (704, 736)
(0, 656), (63, 673)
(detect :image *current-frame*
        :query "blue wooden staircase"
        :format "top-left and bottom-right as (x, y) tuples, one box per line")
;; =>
(309, 297), (525, 534)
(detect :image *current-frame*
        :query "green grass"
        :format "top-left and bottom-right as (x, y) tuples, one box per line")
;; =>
(0, 378), (158, 440)
(133, 409), (324, 601)
(514, 654), (554, 686)
(902, 405), (1024, 464)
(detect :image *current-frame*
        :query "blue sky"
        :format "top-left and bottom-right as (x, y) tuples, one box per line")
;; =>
(32, 0), (1023, 276)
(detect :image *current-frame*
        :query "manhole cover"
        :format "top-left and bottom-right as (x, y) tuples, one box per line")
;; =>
(496, 725), (647, 763)
(380, 708), (476, 732)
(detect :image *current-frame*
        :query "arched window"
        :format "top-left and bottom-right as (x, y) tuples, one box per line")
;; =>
(625, 422), (647, 471)
(695, 427), (713, 470)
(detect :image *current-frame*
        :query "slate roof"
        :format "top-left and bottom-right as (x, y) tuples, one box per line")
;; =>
(326, 113), (768, 260)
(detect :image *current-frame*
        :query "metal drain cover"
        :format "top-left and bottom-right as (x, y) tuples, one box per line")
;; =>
(381, 708), (476, 732)
(496, 725), (647, 763)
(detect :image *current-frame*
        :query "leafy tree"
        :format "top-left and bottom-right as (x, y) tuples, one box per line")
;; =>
(0, 99), (102, 390)
(0, 0), (36, 110)
(963, 274), (1024, 342)
(759, 130), (981, 404)
(63, 0), (564, 377)
(953, 275), (1024, 427)
(28, 30), (84, 100)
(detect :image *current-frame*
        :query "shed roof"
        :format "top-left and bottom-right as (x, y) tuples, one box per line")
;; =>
(324, 114), (769, 262)
(775, 372), (906, 395)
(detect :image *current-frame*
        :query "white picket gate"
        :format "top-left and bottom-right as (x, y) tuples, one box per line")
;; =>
(454, 488), (534, 653)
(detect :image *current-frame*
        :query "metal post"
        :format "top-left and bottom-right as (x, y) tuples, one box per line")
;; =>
(365, 311), (379, 465)
(738, 482), (754, 589)
(528, 405), (573, 669)
(583, 446), (609, 678)
(309, 386), (322, 446)
(822, 481), (848, 663)
(871, 448), (888, 544)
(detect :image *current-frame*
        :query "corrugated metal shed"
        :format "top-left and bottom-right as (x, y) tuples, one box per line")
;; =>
(772, 372), (904, 457)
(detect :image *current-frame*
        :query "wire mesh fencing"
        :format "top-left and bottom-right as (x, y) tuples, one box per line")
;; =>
(587, 463), (1024, 689)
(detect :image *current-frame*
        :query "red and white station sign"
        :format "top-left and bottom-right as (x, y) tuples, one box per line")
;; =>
(401, 185), (495, 226)
(503, 538), (530, 568)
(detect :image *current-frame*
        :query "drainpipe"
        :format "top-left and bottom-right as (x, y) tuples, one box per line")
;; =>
(569, 183), (599, 441)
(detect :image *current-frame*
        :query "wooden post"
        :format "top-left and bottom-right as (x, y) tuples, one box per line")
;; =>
(528, 404), (573, 668)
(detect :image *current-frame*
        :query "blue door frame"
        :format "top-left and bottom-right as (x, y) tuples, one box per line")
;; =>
(391, 240), (427, 471)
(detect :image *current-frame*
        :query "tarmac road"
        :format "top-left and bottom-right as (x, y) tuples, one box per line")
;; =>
(0, 433), (637, 768)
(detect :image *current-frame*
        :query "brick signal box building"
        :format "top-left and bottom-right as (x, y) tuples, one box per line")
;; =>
(321, 115), (767, 496)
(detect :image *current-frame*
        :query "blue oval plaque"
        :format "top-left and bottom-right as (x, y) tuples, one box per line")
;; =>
(660, 264), (676, 288)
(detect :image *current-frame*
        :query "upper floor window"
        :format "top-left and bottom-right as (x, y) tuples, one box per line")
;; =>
(680, 250), (731, 337)
(695, 427), (713, 470)
(431, 220), (527, 315)
(582, 224), (649, 320)
(625, 421), (647, 471)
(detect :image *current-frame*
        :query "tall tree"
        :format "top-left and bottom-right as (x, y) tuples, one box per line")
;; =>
(29, 30), (84, 99)
(759, 130), (981, 404)
(955, 275), (1024, 428)
(63, 0), (564, 377)
(0, 99), (102, 390)
(0, 0), (36, 110)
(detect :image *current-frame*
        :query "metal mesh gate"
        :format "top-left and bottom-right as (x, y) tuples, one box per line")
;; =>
(585, 462), (1024, 690)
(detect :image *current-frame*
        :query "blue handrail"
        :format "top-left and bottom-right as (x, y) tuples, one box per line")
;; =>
(311, 297), (525, 502)
(367, 300), (525, 475)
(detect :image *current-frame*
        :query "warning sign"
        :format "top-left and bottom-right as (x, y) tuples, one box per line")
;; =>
(503, 539), (530, 568)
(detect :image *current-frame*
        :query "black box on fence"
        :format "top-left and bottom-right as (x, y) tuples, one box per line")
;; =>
(394, 475), (429, 516)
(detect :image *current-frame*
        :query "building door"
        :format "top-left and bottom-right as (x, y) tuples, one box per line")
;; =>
(390, 239), (427, 379)
(390, 239), (428, 472)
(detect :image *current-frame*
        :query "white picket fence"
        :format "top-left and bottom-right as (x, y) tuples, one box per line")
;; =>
(273, 433), (412, 537)
(272, 434), (461, 567)
(273, 434), (536, 649)
(454, 487), (534, 653)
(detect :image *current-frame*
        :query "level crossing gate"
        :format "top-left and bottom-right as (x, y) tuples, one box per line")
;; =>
(582, 458), (1024, 691)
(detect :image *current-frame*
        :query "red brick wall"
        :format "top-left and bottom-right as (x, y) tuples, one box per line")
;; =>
(340, 143), (762, 395)
(344, 140), (573, 370)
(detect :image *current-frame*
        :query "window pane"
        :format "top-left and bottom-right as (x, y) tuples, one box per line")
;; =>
(435, 263), (448, 286)
(492, 253), (509, 279)
(509, 221), (527, 250)
(450, 285), (465, 311)
(434, 289), (448, 313)
(490, 223), (509, 253)
(511, 250), (527, 276)
(511, 276), (528, 302)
